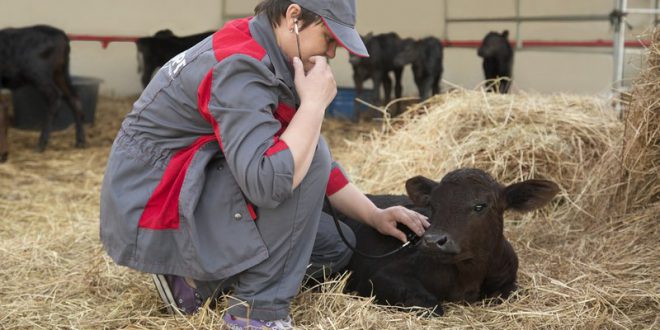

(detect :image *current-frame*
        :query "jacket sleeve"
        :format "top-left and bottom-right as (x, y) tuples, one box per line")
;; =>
(323, 135), (350, 196)
(202, 54), (294, 208)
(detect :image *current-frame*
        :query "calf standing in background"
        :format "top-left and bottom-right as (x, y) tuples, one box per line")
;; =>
(136, 30), (213, 88)
(342, 168), (559, 314)
(394, 36), (444, 103)
(477, 30), (514, 93)
(0, 25), (85, 163)
(349, 32), (405, 107)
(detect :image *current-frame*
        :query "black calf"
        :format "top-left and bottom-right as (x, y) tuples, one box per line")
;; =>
(349, 32), (405, 108)
(341, 169), (559, 314)
(136, 30), (213, 88)
(477, 30), (514, 93)
(394, 36), (444, 101)
(0, 25), (85, 162)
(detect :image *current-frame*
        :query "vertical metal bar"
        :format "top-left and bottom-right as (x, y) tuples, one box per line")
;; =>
(515, 0), (522, 49)
(612, 0), (628, 115)
(443, 0), (449, 42)
(613, 0), (627, 91)
(221, 0), (227, 26)
(655, 0), (659, 26)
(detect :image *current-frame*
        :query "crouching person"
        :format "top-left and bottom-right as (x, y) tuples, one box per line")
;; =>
(99, 0), (429, 329)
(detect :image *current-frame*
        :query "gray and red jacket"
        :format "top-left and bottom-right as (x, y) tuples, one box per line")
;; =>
(100, 15), (349, 280)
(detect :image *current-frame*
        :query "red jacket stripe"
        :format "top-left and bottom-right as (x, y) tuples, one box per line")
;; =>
(138, 135), (217, 230)
(213, 18), (266, 62)
(265, 137), (289, 157)
(326, 167), (349, 196)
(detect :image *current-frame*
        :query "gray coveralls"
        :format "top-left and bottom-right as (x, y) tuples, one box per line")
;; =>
(99, 15), (355, 320)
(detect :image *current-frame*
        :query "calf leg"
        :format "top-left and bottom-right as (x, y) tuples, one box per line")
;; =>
(391, 68), (404, 116)
(419, 78), (433, 101)
(55, 70), (86, 148)
(393, 68), (403, 99)
(371, 72), (383, 106)
(33, 80), (60, 152)
(0, 96), (9, 163)
(381, 73), (392, 105)
(432, 72), (442, 95)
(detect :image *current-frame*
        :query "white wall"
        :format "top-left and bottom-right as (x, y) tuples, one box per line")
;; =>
(0, 0), (656, 96)
(1, 0), (223, 96)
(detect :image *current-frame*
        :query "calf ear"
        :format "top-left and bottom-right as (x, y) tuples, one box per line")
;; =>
(405, 176), (437, 207)
(503, 180), (559, 212)
(502, 30), (509, 38)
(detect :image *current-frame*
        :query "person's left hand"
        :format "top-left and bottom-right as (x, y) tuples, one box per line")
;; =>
(366, 206), (430, 243)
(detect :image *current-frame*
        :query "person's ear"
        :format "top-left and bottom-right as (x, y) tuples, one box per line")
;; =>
(286, 4), (302, 32)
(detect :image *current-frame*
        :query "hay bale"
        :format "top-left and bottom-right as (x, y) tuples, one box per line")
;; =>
(620, 28), (660, 212)
(337, 90), (622, 223)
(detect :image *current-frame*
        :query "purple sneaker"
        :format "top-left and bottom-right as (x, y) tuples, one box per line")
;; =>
(222, 313), (293, 330)
(151, 274), (204, 315)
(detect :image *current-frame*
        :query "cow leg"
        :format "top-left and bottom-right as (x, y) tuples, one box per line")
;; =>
(420, 78), (433, 101)
(381, 73), (392, 105)
(33, 80), (60, 152)
(498, 58), (512, 94)
(0, 95), (9, 163)
(371, 72), (383, 106)
(55, 70), (86, 148)
(432, 72), (442, 95)
(390, 68), (404, 116)
(499, 76), (511, 94)
(393, 68), (403, 100)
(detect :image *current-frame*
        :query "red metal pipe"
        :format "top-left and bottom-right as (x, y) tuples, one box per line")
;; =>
(66, 34), (651, 49)
(67, 34), (140, 49)
(444, 39), (651, 48)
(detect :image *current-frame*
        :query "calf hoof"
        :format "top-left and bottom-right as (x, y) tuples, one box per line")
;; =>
(75, 141), (87, 148)
(0, 152), (7, 163)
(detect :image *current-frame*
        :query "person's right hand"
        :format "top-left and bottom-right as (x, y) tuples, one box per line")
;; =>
(293, 56), (337, 111)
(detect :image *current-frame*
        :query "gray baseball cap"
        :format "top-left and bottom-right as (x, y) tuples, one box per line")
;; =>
(291, 0), (369, 57)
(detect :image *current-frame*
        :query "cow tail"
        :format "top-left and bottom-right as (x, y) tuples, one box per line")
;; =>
(62, 37), (78, 98)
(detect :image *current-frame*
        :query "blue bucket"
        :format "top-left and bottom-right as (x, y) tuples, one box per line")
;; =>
(11, 75), (103, 131)
(327, 87), (373, 121)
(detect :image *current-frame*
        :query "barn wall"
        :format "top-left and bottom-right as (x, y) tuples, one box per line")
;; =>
(0, 0), (655, 96)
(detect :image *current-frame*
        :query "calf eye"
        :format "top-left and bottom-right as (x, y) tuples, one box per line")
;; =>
(473, 203), (487, 212)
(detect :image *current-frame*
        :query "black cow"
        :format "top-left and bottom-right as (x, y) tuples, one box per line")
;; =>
(136, 29), (213, 88)
(477, 30), (514, 94)
(349, 32), (405, 109)
(0, 25), (85, 162)
(394, 36), (444, 101)
(341, 168), (559, 315)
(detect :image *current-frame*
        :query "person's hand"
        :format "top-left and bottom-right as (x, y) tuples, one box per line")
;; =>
(293, 56), (337, 111)
(366, 206), (431, 243)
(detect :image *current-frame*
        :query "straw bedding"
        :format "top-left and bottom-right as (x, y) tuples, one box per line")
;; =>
(1, 31), (658, 329)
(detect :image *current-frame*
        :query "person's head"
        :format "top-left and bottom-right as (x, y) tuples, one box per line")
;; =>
(254, 0), (368, 71)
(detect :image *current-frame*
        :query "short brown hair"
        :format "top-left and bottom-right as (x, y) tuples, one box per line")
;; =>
(254, 0), (321, 29)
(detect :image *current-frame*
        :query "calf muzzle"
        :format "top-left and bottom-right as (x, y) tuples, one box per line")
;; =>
(420, 232), (460, 255)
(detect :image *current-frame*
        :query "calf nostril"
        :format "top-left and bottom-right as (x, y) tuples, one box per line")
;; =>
(435, 236), (448, 247)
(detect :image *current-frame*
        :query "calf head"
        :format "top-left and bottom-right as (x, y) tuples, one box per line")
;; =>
(349, 33), (374, 93)
(405, 168), (559, 263)
(477, 30), (510, 58)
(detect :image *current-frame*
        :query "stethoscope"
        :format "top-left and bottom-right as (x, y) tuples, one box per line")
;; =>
(294, 18), (420, 259)
(324, 196), (421, 259)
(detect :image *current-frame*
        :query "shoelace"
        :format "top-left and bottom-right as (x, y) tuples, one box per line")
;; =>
(263, 317), (293, 330)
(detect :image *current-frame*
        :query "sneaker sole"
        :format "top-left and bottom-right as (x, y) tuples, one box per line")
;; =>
(151, 274), (176, 314)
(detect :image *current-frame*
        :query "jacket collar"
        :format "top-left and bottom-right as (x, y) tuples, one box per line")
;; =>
(249, 14), (297, 100)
